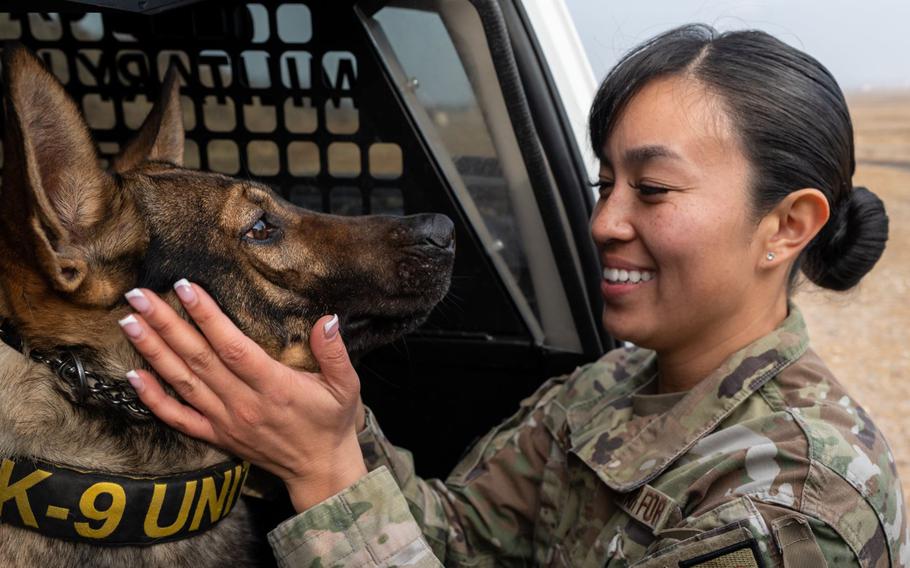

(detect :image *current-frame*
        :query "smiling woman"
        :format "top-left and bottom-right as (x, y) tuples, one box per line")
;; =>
(592, 76), (758, 372)
(588, 25), (887, 394)
(123, 23), (905, 568)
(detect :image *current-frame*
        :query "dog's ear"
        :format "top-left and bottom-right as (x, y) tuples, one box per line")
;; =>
(112, 67), (184, 172)
(1, 43), (110, 294)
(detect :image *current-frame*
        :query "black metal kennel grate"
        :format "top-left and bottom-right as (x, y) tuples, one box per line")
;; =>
(0, 5), (406, 216)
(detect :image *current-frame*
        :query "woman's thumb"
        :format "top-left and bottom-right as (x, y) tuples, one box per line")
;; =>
(310, 314), (359, 395)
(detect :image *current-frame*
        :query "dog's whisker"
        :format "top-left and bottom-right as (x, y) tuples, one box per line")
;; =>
(439, 295), (466, 315)
(443, 291), (465, 305)
(386, 336), (413, 361)
(356, 362), (402, 390)
(433, 300), (462, 320)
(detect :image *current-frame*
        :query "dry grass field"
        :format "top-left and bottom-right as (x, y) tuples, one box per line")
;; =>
(795, 91), (910, 507)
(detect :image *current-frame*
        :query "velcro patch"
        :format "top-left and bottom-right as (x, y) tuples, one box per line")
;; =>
(770, 514), (827, 567)
(632, 524), (764, 568)
(679, 540), (762, 567)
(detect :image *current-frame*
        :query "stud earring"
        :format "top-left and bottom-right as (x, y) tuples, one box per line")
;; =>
(766, 252), (776, 261)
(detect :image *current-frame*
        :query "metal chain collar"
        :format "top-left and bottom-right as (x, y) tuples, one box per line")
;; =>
(0, 319), (151, 419)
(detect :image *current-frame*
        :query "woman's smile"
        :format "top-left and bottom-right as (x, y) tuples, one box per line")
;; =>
(601, 256), (657, 298)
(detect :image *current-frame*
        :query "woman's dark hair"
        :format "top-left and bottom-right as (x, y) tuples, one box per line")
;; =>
(588, 24), (888, 291)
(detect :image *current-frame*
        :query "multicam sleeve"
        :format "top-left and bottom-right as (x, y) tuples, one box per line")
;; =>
(355, 376), (567, 565)
(267, 466), (442, 567)
(267, 375), (564, 567)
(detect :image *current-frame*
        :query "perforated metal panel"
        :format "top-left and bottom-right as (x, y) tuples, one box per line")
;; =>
(0, 5), (409, 218)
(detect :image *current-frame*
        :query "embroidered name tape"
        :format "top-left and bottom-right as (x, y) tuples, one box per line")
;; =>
(0, 456), (249, 546)
(616, 484), (682, 533)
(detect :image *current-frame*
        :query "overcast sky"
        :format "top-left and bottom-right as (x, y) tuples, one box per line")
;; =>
(564, 0), (910, 92)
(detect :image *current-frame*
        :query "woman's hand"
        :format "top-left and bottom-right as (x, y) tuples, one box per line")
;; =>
(117, 279), (367, 512)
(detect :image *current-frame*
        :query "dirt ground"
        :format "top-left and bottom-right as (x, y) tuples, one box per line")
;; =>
(794, 91), (910, 507)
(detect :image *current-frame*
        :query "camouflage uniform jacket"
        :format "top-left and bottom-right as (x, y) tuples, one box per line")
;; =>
(268, 304), (909, 567)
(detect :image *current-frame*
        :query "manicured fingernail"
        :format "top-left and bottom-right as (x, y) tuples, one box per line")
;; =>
(125, 288), (151, 313)
(118, 314), (143, 339)
(324, 314), (339, 340)
(173, 279), (196, 304)
(126, 370), (144, 393)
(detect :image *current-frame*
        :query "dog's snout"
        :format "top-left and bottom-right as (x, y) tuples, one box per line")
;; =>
(425, 215), (455, 249)
(407, 213), (455, 249)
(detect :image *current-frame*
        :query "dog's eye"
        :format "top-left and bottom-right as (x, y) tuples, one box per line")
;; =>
(244, 218), (277, 242)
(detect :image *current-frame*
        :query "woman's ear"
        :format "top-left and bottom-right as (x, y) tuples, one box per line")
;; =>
(761, 189), (831, 267)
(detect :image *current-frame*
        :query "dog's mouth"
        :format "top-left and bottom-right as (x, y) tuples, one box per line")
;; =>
(331, 226), (455, 356)
(340, 309), (435, 355)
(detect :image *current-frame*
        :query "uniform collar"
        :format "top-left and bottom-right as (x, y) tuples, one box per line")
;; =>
(569, 303), (809, 493)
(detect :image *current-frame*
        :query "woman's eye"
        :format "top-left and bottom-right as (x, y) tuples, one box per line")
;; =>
(590, 180), (614, 198)
(633, 184), (670, 197)
(244, 218), (277, 242)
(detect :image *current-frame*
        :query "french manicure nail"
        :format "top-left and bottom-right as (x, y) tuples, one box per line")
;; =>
(118, 314), (143, 339)
(173, 279), (197, 304)
(126, 370), (144, 393)
(125, 288), (151, 313)
(324, 314), (339, 340)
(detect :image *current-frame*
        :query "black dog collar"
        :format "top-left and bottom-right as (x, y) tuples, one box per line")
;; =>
(0, 456), (249, 546)
(0, 318), (151, 419)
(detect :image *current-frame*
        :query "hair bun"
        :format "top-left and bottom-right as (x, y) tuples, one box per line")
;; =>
(803, 186), (889, 291)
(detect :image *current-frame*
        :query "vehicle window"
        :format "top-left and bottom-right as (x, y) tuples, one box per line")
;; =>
(360, 0), (582, 351)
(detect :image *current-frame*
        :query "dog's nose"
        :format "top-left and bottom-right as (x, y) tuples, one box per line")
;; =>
(407, 213), (455, 249)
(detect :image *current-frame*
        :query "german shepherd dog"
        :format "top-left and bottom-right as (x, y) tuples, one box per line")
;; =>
(0, 45), (454, 566)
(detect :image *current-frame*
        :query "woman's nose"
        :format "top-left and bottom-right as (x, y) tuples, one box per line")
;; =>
(591, 190), (636, 245)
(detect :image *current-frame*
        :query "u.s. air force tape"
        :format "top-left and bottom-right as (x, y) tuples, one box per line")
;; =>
(0, 456), (249, 546)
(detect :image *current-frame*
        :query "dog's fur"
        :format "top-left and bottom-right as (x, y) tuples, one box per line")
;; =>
(0, 45), (454, 566)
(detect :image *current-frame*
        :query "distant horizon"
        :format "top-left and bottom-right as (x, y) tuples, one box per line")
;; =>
(565, 0), (910, 92)
(845, 86), (910, 96)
